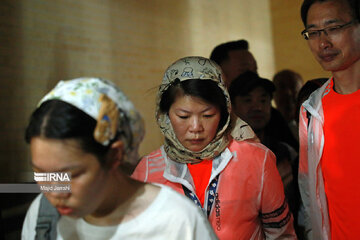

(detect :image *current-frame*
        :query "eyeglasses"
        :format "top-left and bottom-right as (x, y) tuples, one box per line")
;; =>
(301, 20), (356, 40)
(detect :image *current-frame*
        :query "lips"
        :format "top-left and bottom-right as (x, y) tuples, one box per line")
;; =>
(188, 139), (204, 144)
(56, 206), (74, 215)
(319, 52), (338, 62)
(248, 113), (266, 120)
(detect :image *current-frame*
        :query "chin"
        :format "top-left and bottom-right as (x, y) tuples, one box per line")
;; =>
(187, 147), (204, 152)
(319, 59), (345, 72)
(320, 64), (338, 72)
(185, 144), (206, 152)
(251, 122), (266, 130)
(66, 213), (81, 219)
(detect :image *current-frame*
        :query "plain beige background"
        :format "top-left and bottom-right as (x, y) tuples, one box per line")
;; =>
(0, 0), (329, 182)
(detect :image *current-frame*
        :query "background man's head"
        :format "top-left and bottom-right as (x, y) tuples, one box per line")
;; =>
(273, 70), (304, 122)
(300, 0), (360, 72)
(210, 39), (258, 87)
(229, 71), (275, 136)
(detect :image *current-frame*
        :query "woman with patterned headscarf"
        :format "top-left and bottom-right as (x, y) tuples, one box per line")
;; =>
(132, 57), (297, 239)
(21, 77), (217, 239)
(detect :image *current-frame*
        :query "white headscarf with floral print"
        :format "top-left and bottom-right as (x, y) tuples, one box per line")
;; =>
(157, 56), (256, 163)
(39, 77), (145, 165)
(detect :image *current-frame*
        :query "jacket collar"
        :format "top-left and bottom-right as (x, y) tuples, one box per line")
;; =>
(161, 145), (233, 192)
(302, 78), (332, 123)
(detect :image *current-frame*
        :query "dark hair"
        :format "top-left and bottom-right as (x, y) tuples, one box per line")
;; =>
(295, 77), (328, 123)
(210, 39), (249, 66)
(25, 100), (111, 164)
(159, 79), (229, 130)
(301, 0), (360, 26)
(228, 71), (275, 101)
(273, 69), (303, 86)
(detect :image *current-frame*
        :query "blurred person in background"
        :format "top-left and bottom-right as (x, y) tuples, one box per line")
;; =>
(210, 40), (298, 152)
(229, 71), (301, 236)
(273, 70), (304, 141)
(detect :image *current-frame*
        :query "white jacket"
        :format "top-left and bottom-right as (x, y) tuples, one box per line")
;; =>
(298, 78), (331, 240)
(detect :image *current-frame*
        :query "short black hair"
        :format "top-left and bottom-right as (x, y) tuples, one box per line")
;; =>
(297, 78), (327, 105)
(159, 79), (229, 130)
(210, 39), (249, 66)
(295, 77), (328, 123)
(228, 71), (275, 101)
(301, 0), (360, 26)
(25, 100), (113, 164)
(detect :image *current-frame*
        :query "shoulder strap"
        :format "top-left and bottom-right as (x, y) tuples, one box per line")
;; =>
(35, 195), (60, 240)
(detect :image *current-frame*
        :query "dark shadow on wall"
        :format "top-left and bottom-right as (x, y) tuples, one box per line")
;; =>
(0, 4), (71, 240)
(0, 1), (25, 183)
(0, 4), (71, 183)
(0, 3), (38, 240)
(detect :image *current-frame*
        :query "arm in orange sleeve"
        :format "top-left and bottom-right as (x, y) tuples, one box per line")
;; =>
(260, 149), (297, 239)
(131, 156), (148, 182)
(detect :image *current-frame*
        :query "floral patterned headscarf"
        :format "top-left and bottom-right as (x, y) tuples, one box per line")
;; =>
(157, 56), (255, 163)
(39, 77), (145, 166)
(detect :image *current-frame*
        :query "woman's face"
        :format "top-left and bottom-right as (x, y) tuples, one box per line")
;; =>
(168, 95), (221, 152)
(31, 137), (111, 218)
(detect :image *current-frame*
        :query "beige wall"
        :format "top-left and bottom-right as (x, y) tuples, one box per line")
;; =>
(2, 0), (335, 182)
(270, 0), (330, 81)
(0, 0), (334, 182)
(0, 0), (275, 182)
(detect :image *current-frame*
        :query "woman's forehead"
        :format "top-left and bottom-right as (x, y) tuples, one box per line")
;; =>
(30, 137), (95, 171)
(172, 95), (218, 110)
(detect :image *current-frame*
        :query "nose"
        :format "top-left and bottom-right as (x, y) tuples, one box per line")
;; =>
(189, 117), (204, 132)
(252, 101), (264, 111)
(47, 190), (71, 199)
(318, 32), (332, 49)
(47, 191), (71, 205)
(43, 181), (71, 199)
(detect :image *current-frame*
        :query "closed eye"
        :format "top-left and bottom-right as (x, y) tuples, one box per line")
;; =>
(70, 169), (85, 179)
(327, 25), (342, 32)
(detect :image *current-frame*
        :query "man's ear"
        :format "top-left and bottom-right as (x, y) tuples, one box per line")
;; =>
(106, 140), (124, 170)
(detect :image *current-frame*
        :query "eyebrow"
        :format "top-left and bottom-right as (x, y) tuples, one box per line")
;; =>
(175, 106), (215, 113)
(31, 162), (81, 172)
(306, 19), (342, 29)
